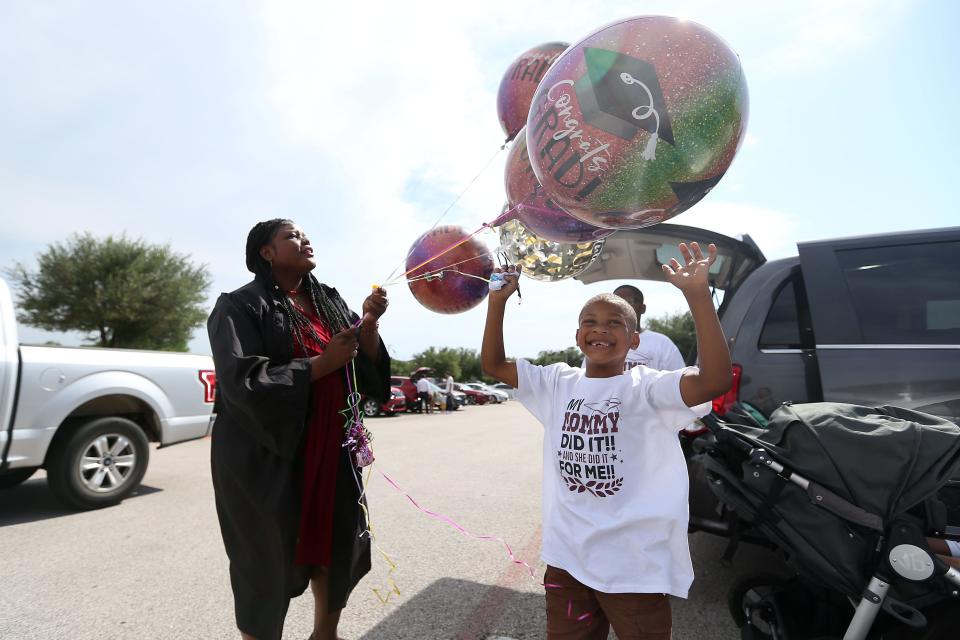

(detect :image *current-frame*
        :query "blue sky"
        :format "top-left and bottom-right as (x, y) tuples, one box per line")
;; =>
(2, 0), (958, 360)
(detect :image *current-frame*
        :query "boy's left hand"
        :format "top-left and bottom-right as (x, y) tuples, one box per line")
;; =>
(662, 242), (716, 293)
(488, 265), (521, 303)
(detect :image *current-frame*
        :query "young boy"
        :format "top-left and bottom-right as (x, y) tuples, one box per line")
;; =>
(481, 242), (732, 640)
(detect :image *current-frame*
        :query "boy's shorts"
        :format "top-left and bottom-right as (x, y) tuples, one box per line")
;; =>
(544, 566), (672, 640)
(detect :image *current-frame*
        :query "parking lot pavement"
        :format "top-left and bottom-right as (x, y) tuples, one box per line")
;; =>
(0, 402), (774, 639)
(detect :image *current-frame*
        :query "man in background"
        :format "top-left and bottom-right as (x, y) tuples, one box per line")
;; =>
(443, 372), (456, 413)
(416, 374), (434, 414)
(612, 284), (685, 372)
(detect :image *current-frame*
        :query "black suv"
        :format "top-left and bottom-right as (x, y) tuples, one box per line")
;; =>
(575, 224), (960, 425)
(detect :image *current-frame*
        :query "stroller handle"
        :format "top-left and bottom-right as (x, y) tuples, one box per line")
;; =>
(710, 420), (887, 533)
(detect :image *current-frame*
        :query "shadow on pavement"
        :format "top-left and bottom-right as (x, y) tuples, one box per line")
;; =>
(359, 577), (545, 640)
(0, 479), (163, 527)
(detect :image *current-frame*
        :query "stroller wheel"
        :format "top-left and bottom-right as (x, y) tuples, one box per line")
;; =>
(728, 573), (794, 639)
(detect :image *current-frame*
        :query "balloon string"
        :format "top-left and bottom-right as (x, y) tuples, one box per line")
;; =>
(376, 466), (594, 623)
(406, 270), (491, 285)
(383, 202), (520, 287)
(381, 142), (509, 285)
(376, 467), (537, 579)
(343, 333), (590, 622)
(383, 224), (488, 286)
(381, 258), (493, 287)
(342, 359), (402, 604)
(405, 254), (496, 284)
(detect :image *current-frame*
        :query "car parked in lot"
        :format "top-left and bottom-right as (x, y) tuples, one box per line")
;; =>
(362, 386), (406, 417)
(0, 278), (216, 509)
(390, 375), (460, 412)
(455, 382), (490, 405)
(491, 383), (516, 400)
(575, 223), (960, 425)
(464, 382), (509, 404)
(390, 376), (421, 412)
(424, 378), (464, 411)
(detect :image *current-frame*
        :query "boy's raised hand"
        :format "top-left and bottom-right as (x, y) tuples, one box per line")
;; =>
(482, 264), (520, 388)
(662, 242), (717, 293)
(489, 265), (521, 303)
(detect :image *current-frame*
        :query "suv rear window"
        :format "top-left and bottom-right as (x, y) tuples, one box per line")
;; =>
(836, 241), (960, 345)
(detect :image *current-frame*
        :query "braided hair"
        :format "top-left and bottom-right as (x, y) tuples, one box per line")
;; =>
(245, 218), (354, 352)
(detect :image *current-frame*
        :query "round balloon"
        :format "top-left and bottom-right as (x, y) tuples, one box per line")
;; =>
(406, 225), (494, 314)
(504, 125), (614, 244)
(498, 218), (605, 282)
(497, 42), (568, 142)
(525, 16), (748, 229)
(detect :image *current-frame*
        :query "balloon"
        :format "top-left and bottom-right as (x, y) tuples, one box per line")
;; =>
(496, 42), (569, 142)
(498, 218), (605, 282)
(526, 16), (748, 230)
(504, 125), (614, 244)
(406, 225), (494, 314)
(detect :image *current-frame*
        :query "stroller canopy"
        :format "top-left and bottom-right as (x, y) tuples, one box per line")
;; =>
(730, 403), (960, 521)
(708, 403), (960, 600)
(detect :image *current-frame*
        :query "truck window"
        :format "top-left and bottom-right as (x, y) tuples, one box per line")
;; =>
(759, 279), (802, 349)
(836, 241), (960, 345)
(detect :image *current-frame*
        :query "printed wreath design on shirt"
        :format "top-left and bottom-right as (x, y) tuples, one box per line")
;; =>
(563, 476), (623, 497)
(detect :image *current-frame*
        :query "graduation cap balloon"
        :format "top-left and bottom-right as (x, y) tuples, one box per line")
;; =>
(525, 16), (748, 230)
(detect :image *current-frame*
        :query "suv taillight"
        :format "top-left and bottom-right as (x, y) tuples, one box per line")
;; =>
(711, 364), (742, 416)
(199, 370), (217, 404)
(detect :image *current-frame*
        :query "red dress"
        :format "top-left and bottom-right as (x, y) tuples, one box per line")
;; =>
(292, 305), (346, 567)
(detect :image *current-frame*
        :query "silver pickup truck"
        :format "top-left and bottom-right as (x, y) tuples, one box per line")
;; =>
(0, 278), (216, 509)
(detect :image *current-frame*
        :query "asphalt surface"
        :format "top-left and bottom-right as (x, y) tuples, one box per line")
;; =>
(0, 401), (784, 639)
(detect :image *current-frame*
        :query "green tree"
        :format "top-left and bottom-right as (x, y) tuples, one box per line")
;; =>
(390, 357), (413, 377)
(531, 346), (582, 367)
(646, 310), (697, 363)
(6, 233), (211, 351)
(391, 346), (487, 382)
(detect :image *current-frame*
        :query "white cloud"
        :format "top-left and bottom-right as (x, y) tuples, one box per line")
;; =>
(746, 0), (914, 73)
(671, 200), (799, 260)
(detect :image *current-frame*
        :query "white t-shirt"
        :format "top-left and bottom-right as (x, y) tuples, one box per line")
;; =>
(416, 378), (430, 393)
(582, 330), (684, 372)
(516, 359), (710, 597)
(626, 330), (685, 371)
(444, 376), (454, 393)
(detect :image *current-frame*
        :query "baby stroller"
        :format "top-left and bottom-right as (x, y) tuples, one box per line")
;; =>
(701, 402), (960, 640)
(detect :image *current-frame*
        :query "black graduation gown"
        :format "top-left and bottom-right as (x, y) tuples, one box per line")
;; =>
(207, 275), (389, 640)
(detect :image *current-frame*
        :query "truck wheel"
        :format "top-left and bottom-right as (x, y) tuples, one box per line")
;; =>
(0, 467), (37, 489)
(363, 398), (381, 418)
(47, 417), (150, 510)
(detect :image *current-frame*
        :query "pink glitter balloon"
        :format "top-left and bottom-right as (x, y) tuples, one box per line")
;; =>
(496, 42), (569, 142)
(503, 125), (614, 244)
(405, 225), (494, 314)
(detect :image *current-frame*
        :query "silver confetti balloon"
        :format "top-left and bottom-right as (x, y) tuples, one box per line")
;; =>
(497, 218), (606, 282)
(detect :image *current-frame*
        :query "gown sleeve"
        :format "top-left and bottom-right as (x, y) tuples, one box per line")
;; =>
(208, 292), (313, 458)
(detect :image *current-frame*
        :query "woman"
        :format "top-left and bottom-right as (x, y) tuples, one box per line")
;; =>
(207, 219), (389, 640)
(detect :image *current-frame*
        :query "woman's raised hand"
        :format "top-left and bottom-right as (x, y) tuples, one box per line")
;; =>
(362, 287), (388, 320)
